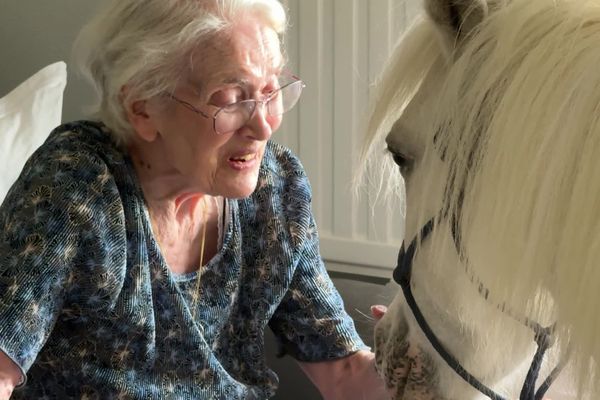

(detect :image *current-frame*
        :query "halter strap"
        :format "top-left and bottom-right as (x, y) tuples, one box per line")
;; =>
(393, 217), (564, 400)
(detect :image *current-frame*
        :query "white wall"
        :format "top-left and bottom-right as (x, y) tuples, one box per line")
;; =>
(0, 0), (422, 278)
(280, 0), (421, 277)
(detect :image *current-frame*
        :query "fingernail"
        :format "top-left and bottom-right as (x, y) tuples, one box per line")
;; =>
(371, 305), (386, 314)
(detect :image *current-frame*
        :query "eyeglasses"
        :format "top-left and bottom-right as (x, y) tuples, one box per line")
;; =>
(168, 76), (305, 134)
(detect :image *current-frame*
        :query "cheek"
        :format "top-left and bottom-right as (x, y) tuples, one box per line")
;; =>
(170, 131), (228, 176)
(267, 115), (283, 132)
(156, 109), (211, 152)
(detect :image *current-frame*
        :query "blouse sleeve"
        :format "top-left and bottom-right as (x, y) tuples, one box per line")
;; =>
(0, 138), (123, 378)
(269, 214), (368, 362)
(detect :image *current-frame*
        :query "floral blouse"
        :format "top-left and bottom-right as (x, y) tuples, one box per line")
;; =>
(0, 121), (366, 399)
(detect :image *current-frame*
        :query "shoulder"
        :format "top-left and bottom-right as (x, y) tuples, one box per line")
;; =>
(259, 140), (312, 203)
(0, 121), (128, 287)
(262, 140), (306, 175)
(13, 121), (124, 196)
(37, 120), (124, 170)
(239, 141), (314, 250)
(2, 121), (125, 234)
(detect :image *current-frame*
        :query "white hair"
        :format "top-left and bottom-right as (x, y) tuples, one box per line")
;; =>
(73, 0), (287, 145)
(366, 0), (600, 396)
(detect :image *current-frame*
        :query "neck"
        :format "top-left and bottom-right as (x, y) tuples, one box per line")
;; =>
(128, 136), (193, 198)
(128, 136), (218, 223)
(128, 138), (222, 275)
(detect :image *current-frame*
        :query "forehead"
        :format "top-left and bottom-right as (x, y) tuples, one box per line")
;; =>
(188, 21), (283, 89)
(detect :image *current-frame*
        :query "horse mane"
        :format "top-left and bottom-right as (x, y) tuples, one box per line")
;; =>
(357, 17), (441, 203)
(365, 0), (600, 395)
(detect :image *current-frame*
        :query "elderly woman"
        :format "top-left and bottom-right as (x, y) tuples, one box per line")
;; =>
(0, 0), (389, 399)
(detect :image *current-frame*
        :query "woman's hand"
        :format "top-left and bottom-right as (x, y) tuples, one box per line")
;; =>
(295, 304), (393, 400)
(298, 350), (390, 400)
(0, 380), (13, 400)
(0, 350), (22, 400)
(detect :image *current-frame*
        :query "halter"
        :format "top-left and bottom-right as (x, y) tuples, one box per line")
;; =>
(392, 215), (566, 400)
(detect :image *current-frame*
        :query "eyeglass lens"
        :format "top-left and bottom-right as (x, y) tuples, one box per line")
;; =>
(213, 80), (304, 134)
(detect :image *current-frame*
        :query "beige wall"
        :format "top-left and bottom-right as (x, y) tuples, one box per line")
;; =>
(0, 0), (106, 121)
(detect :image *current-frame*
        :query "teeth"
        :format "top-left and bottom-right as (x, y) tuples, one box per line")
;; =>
(234, 154), (254, 162)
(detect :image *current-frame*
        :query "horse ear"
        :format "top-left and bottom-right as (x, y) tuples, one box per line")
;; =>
(425, 0), (489, 48)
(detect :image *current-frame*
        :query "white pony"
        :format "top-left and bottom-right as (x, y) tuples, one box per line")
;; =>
(363, 0), (600, 398)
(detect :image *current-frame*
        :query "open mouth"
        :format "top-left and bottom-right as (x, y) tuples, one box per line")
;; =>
(229, 153), (256, 163)
(227, 152), (259, 170)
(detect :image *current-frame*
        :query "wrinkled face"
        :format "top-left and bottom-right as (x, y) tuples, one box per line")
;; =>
(373, 58), (453, 397)
(144, 19), (284, 199)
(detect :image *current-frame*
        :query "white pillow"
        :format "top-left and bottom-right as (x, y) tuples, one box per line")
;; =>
(0, 61), (67, 201)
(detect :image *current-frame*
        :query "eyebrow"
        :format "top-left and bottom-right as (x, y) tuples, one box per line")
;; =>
(219, 61), (286, 86)
(222, 77), (250, 86)
(188, 62), (286, 100)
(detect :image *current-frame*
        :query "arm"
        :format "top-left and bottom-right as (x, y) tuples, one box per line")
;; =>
(0, 351), (21, 400)
(298, 350), (389, 400)
(264, 147), (387, 398)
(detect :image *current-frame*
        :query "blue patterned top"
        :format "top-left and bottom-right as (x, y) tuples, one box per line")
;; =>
(0, 121), (366, 399)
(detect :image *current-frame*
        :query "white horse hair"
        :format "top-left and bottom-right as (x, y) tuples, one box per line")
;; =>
(363, 0), (600, 398)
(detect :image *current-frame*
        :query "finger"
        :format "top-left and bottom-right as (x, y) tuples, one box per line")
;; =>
(371, 305), (388, 320)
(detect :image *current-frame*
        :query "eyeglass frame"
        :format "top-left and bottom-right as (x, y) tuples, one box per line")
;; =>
(167, 74), (305, 135)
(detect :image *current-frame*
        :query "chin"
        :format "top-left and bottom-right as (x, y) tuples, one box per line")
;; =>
(220, 177), (260, 199)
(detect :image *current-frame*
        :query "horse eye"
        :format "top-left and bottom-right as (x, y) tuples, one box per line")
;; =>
(388, 147), (414, 174)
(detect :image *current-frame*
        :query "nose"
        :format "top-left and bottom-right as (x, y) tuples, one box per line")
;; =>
(242, 102), (273, 141)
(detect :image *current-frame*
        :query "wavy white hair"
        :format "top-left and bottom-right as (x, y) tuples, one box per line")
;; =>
(73, 0), (287, 145)
(365, 0), (600, 397)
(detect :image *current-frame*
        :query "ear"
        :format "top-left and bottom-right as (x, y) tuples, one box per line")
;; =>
(425, 0), (489, 48)
(122, 87), (159, 142)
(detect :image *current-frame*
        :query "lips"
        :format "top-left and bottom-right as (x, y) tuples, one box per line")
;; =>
(227, 150), (260, 171)
(229, 153), (256, 163)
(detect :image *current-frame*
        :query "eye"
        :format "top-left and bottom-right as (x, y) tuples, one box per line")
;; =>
(388, 146), (414, 175)
(209, 87), (243, 107)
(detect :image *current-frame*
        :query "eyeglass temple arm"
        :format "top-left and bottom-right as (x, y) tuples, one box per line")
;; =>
(167, 94), (211, 119)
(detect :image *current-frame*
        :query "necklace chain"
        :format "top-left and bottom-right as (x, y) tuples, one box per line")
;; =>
(148, 196), (217, 322)
(191, 197), (214, 321)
